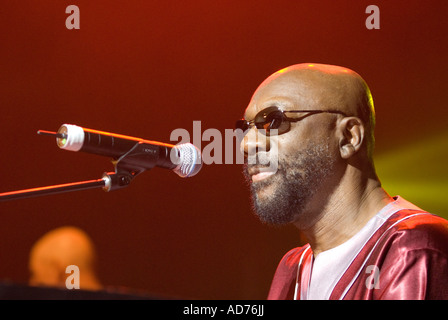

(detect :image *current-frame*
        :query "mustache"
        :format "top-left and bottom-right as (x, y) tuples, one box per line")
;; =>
(244, 150), (278, 166)
(243, 152), (280, 180)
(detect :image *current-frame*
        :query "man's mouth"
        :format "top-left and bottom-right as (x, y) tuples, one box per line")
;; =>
(248, 166), (277, 183)
(251, 171), (275, 182)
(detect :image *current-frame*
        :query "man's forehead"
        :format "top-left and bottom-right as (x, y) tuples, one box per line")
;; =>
(243, 64), (362, 119)
(243, 71), (317, 119)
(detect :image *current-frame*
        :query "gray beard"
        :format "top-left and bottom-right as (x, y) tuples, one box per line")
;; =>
(243, 142), (336, 226)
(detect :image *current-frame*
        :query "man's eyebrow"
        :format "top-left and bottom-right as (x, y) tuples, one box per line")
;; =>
(263, 99), (295, 112)
(243, 99), (291, 120)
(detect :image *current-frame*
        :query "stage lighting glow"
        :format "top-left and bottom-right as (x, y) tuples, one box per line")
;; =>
(375, 130), (448, 218)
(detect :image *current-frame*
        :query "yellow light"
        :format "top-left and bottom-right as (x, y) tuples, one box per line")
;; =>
(276, 67), (289, 74)
(375, 130), (448, 218)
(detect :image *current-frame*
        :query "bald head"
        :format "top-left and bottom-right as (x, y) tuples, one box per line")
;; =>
(247, 63), (376, 161)
(29, 226), (101, 290)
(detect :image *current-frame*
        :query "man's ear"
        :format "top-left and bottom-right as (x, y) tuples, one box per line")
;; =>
(337, 117), (365, 159)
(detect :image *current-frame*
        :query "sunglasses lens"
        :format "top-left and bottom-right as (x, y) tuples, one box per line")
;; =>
(264, 112), (283, 130)
(255, 109), (287, 135)
(237, 107), (291, 136)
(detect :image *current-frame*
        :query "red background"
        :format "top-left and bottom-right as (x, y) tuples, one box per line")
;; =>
(0, 1), (447, 299)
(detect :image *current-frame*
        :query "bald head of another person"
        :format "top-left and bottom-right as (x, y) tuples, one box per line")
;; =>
(29, 226), (102, 291)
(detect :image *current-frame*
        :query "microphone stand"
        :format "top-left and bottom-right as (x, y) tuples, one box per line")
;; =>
(0, 178), (107, 202)
(0, 130), (143, 202)
(0, 172), (135, 202)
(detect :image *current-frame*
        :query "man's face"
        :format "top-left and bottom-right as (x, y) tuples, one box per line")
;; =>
(240, 72), (340, 226)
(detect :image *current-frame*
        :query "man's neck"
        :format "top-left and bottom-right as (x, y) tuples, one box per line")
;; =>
(294, 168), (393, 257)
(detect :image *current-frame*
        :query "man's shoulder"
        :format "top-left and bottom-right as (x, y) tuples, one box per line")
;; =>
(384, 197), (448, 237)
(385, 210), (448, 251)
(268, 245), (311, 300)
(277, 244), (311, 270)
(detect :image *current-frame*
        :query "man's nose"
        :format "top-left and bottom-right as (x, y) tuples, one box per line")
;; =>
(240, 127), (270, 157)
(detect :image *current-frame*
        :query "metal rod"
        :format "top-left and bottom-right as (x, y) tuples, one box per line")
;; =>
(0, 178), (106, 202)
(37, 130), (67, 139)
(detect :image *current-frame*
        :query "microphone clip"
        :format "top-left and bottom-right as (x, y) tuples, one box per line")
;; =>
(100, 140), (164, 192)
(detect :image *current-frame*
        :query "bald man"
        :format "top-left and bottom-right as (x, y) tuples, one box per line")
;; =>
(237, 63), (448, 300)
(29, 226), (102, 291)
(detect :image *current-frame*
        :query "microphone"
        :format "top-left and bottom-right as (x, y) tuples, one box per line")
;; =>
(37, 124), (202, 178)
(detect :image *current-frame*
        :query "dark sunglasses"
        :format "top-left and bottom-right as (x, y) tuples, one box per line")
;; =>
(235, 106), (348, 136)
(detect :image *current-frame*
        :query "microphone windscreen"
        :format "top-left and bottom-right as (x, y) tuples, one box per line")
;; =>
(172, 143), (202, 178)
